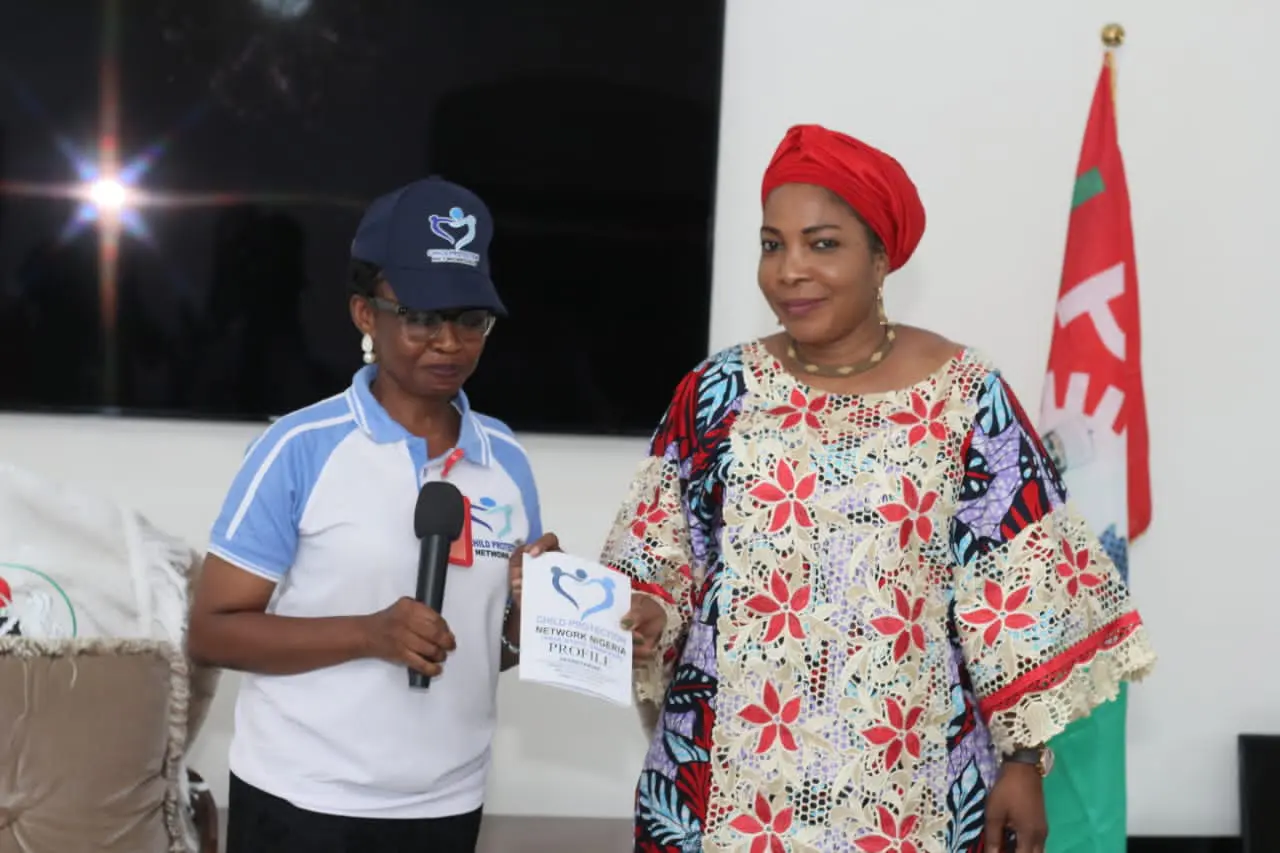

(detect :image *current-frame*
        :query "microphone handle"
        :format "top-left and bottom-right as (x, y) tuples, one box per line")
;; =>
(409, 533), (451, 690)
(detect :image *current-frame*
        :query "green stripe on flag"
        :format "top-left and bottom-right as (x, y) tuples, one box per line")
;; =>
(1071, 168), (1105, 209)
(1044, 682), (1129, 853)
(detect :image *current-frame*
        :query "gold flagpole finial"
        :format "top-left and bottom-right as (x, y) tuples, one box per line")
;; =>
(1101, 23), (1126, 48)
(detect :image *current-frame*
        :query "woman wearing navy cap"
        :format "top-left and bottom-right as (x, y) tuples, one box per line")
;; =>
(190, 177), (557, 853)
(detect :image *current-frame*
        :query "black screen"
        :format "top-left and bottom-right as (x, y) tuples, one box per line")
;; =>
(0, 0), (724, 434)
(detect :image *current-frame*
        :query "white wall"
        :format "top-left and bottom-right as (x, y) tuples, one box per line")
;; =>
(1, 0), (1276, 837)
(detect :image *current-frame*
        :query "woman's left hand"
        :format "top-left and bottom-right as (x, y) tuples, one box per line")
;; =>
(508, 533), (561, 610)
(985, 763), (1048, 852)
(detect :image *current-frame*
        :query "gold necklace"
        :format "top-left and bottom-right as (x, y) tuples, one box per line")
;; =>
(787, 325), (897, 378)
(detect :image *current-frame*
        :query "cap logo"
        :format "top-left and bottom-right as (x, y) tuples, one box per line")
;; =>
(427, 206), (480, 267)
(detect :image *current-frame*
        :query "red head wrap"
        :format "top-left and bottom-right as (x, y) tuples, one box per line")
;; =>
(761, 124), (926, 271)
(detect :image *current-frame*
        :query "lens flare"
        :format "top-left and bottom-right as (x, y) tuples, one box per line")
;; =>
(88, 177), (127, 211)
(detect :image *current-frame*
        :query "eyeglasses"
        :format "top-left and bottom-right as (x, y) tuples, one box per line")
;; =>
(367, 297), (496, 344)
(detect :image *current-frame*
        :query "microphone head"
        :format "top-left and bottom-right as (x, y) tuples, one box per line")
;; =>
(413, 480), (467, 540)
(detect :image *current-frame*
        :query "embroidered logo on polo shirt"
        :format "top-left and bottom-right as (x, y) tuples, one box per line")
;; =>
(470, 495), (517, 560)
(471, 497), (513, 538)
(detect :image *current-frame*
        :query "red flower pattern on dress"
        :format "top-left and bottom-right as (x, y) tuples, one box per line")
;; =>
(729, 792), (794, 853)
(1056, 541), (1102, 597)
(629, 486), (669, 538)
(739, 681), (802, 754)
(958, 580), (1038, 646)
(743, 569), (810, 643)
(749, 459), (818, 532)
(853, 806), (921, 853)
(886, 391), (947, 447)
(877, 476), (940, 548)
(869, 587), (927, 661)
(769, 387), (828, 430)
(611, 347), (1157, 852)
(861, 697), (924, 771)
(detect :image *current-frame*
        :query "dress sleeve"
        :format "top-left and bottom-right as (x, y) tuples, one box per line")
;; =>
(948, 371), (1157, 754)
(600, 367), (707, 723)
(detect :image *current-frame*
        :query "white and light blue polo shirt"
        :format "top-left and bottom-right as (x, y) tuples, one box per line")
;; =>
(208, 364), (541, 819)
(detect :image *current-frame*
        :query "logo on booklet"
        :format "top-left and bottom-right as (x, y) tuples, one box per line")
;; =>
(549, 564), (617, 621)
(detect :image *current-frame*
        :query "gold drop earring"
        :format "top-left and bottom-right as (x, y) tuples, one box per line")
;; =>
(876, 288), (888, 326)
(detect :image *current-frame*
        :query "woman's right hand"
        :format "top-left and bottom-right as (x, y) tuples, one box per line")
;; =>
(621, 593), (667, 664)
(362, 597), (456, 677)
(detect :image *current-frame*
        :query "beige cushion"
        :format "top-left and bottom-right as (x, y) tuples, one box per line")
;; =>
(0, 638), (189, 853)
(180, 552), (219, 748)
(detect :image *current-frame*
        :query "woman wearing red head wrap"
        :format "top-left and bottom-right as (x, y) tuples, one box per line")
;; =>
(605, 124), (1154, 853)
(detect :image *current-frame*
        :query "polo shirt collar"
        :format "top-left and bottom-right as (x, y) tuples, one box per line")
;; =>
(345, 365), (492, 466)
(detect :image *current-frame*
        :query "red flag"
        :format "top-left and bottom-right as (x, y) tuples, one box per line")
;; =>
(1043, 58), (1151, 542)
(1038, 54), (1149, 852)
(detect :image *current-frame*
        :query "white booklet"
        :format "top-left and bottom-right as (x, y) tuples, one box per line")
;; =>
(518, 552), (633, 707)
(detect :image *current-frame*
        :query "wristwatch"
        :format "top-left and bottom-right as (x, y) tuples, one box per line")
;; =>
(1004, 745), (1055, 777)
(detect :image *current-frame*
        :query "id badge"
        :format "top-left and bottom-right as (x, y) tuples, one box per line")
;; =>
(449, 496), (475, 567)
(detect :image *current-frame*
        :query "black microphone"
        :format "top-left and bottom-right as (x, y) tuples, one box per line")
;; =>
(409, 480), (466, 690)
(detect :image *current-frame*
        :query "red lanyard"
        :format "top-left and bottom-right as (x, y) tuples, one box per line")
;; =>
(440, 447), (474, 567)
(441, 448), (465, 479)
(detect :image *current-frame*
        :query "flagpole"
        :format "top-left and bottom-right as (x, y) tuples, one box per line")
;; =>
(1101, 23), (1125, 106)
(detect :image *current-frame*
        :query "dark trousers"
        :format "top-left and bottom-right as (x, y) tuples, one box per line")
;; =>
(226, 773), (484, 853)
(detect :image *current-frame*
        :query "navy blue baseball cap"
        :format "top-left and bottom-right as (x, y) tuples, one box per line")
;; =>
(350, 176), (507, 316)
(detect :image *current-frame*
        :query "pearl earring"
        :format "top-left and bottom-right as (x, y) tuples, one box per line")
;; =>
(361, 333), (376, 364)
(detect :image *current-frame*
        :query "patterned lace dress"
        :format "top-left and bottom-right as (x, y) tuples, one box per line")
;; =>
(600, 341), (1156, 853)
